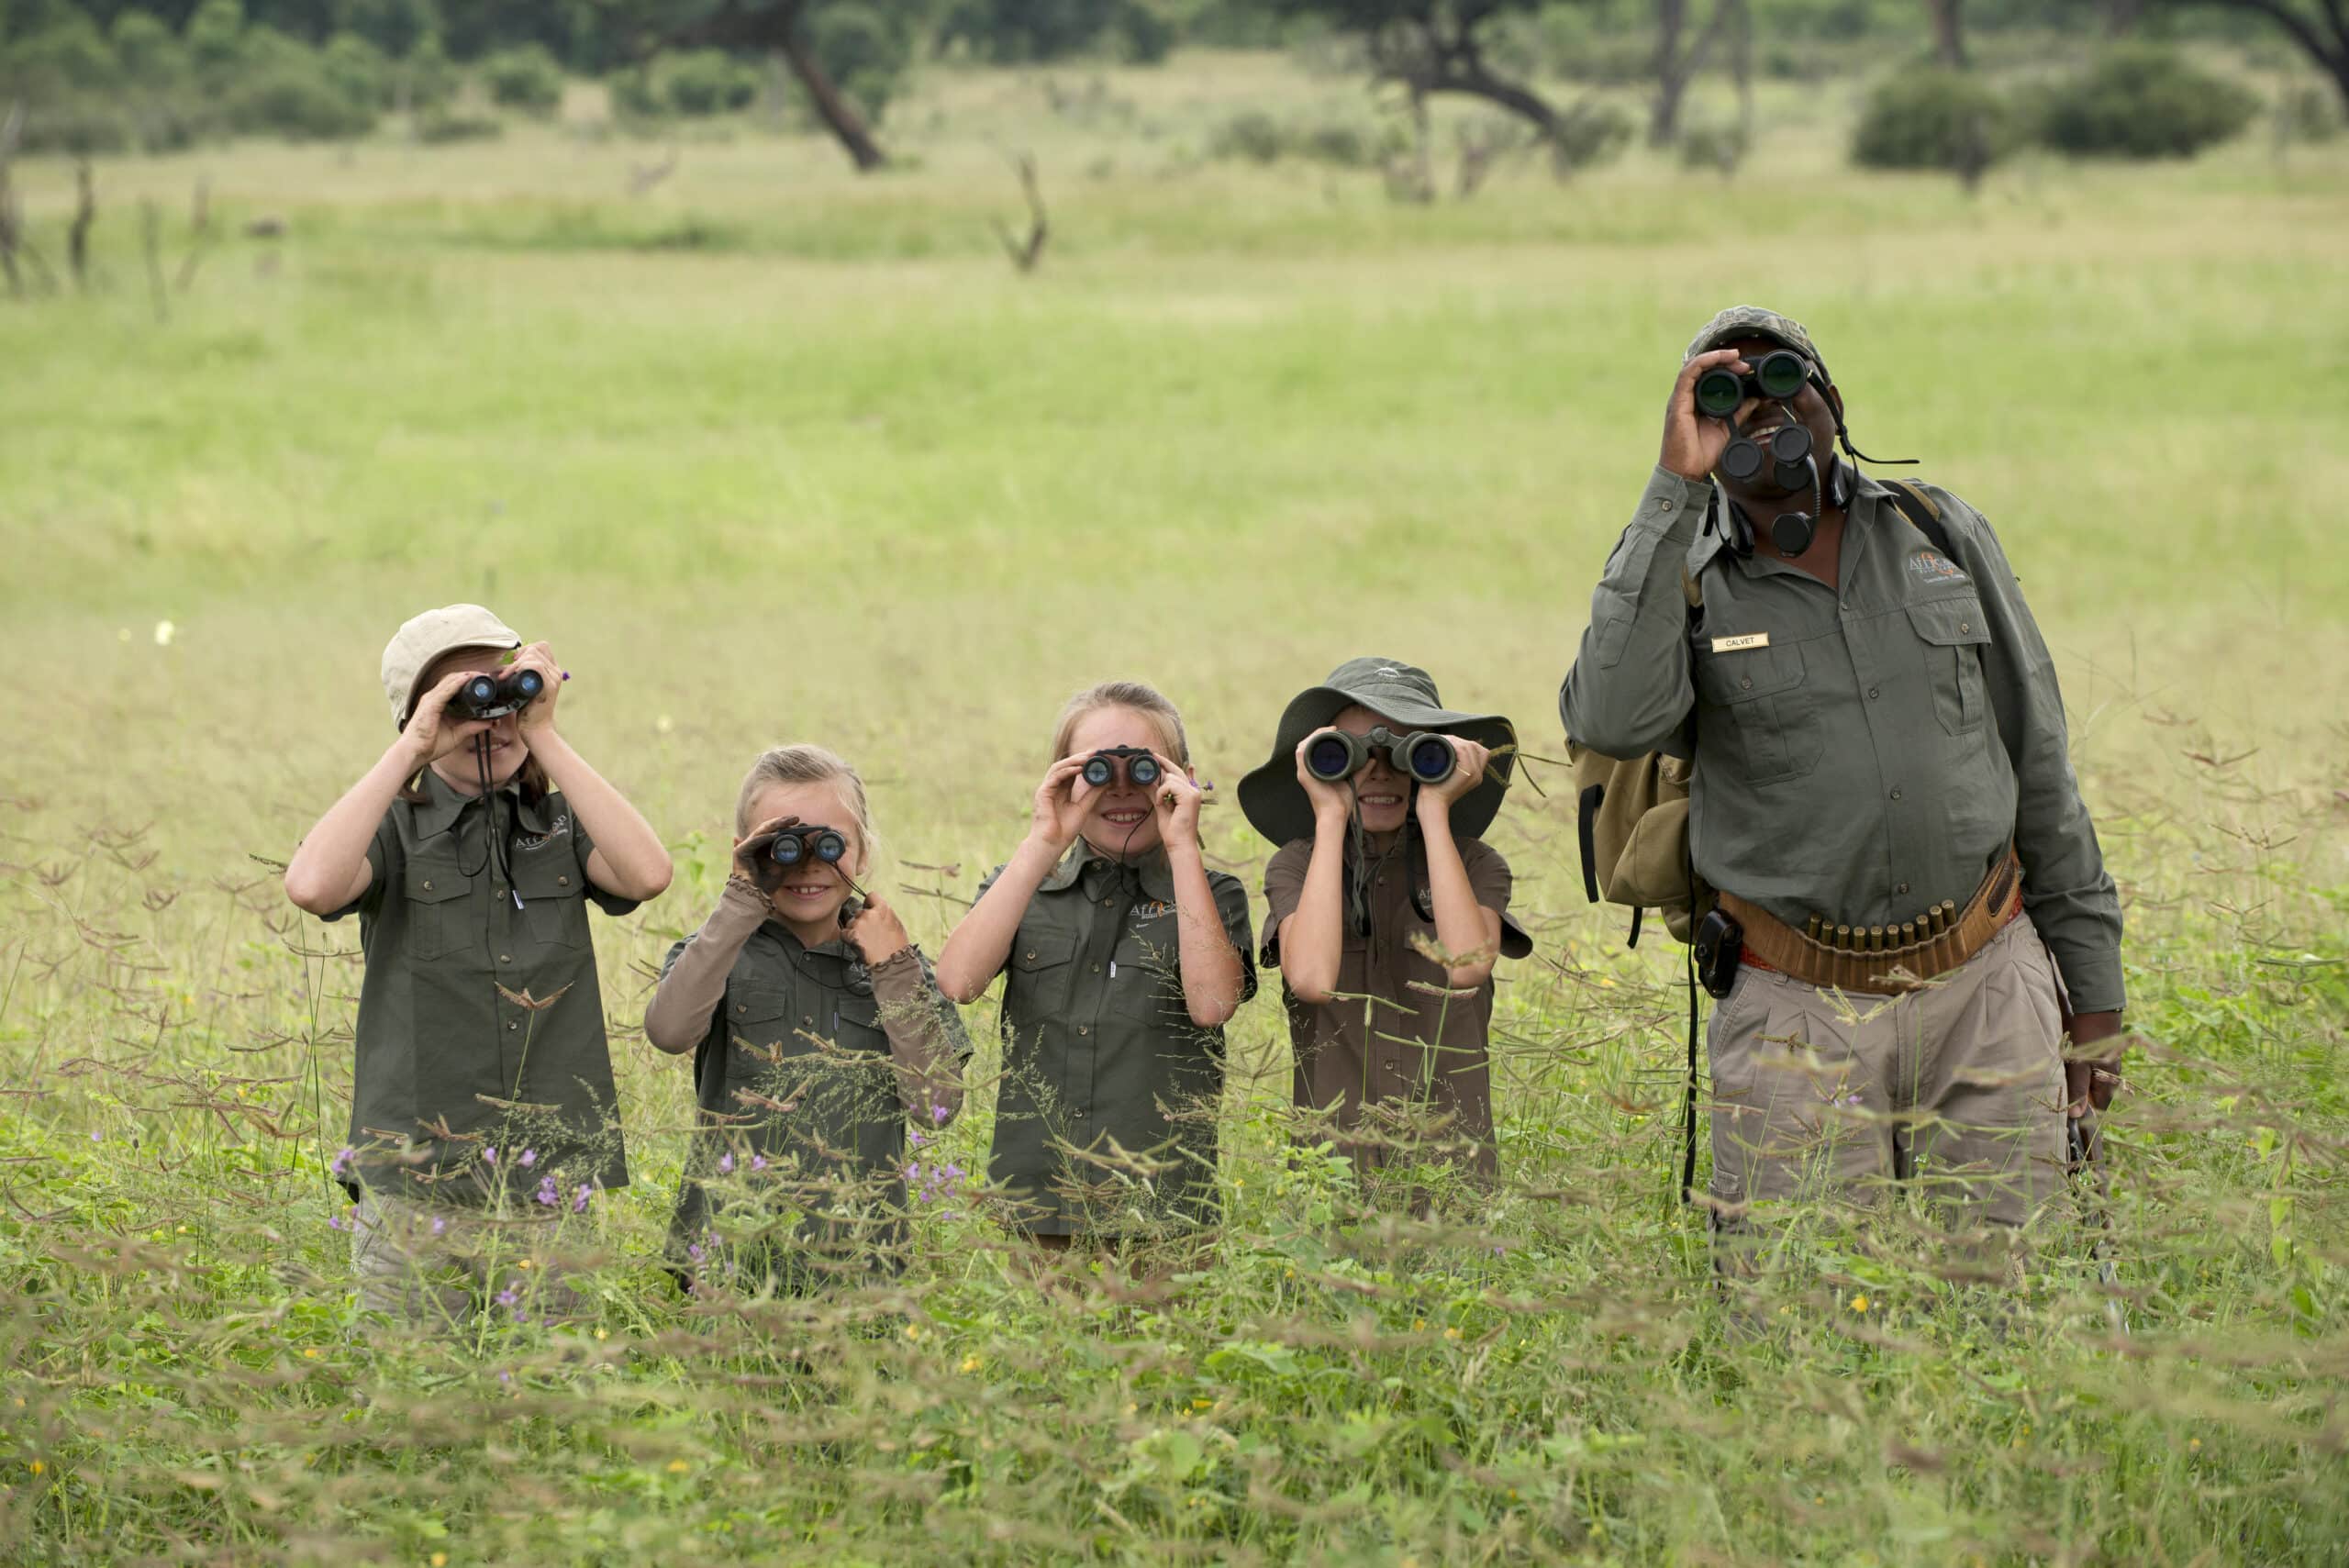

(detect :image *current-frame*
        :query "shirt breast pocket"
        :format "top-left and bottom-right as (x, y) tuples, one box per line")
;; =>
(1693, 640), (1821, 785)
(1007, 930), (1080, 1019)
(723, 988), (800, 1072)
(1906, 596), (1992, 737)
(513, 850), (588, 951)
(400, 852), (473, 962)
(1112, 915), (1185, 1028)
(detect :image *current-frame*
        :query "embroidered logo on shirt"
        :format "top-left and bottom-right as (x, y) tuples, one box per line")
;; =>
(513, 811), (572, 854)
(1909, 551), (1969, 585)
(1710, 632), (1769, 652)
(1131, 899), (1174, 919)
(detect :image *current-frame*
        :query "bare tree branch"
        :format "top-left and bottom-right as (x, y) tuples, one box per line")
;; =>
(991, 152), (1049, 273)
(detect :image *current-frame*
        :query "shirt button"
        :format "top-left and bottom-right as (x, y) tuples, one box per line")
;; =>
(801, 1016), (814, 1028)
(1072, 1106), (1086, 1118)
(1078, 1025), (1090, 1037)
(1895, 883), (1909, 895)
(1655, 497), (1671, 512)
(1959, 621), (1971, 634)
(1383, 1060), (1397, 1074)
(736, 1004), (747, 1014)
(1867, 687), (1880, 699)
(507, 1021), (518, 1032)
(1092, 963), (1102, 974)
(1739, 677), (1753, 691)
(1024, 951), (1036, 962)
(499, 953), (511, 964)
(421, 880), (433, 891)
(1889, 788), (1903, 801)
(557, 875), (570, 887)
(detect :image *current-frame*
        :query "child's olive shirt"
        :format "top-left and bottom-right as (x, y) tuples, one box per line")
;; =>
(325, 771), (638, 1202)
(1263, 833), (1529, 1180)
(658, 882), (972, 1260)
(977, 843), (1256, 1238)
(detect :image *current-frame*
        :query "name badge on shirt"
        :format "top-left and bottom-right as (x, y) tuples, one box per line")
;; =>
(1711, 632), (1769, 652)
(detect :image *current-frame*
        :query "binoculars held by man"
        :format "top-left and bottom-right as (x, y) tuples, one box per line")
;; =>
(1306, 727), (1456, 786)
(1693, 349), (1812, 418)
(446, 668), (545, 722)
(1082, 747), (1163, 790)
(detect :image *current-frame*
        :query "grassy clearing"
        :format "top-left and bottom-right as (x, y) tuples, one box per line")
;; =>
(3, 50), (2347, 1566)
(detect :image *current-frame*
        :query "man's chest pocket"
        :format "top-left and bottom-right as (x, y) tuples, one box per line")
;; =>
(513, 847), (589, 951)
(401, 851), (473, 962)
(1693, 640), (1823, 785)
(1906, 596), (1992, 737)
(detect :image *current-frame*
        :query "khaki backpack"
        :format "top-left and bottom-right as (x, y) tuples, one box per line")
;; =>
(1569, 479), (1953, 948)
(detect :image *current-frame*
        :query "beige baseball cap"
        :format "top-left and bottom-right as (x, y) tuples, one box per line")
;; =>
(382, 604), (521, 728)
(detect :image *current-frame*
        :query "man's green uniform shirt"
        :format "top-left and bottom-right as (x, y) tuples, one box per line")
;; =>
(1560, 466), (2124, 1015)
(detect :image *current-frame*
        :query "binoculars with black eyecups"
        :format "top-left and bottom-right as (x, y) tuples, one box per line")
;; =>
(1305, 726), (1455, 786)
(1693, 349), (1813, 419)
(447, 667), (545, 721)
(1082, 747), (1163, 790)
(764, 823), (850, 870)
(1720, 421), (1815, 487)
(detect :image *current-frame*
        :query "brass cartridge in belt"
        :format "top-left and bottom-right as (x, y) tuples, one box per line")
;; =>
(1899, 920), (1918, 949)
(1923, 904), (1944, 936)
(1870, 926), (1887, 953)
(1834, 924), (1853, 951)
(1806, 913), (1823, 942)
(1941, 899), (1958, 931)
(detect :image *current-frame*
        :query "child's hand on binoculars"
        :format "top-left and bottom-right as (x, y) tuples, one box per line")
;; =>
(1662, 347), (1752, 483)
(1029, 756), (1093, 851)
(1293, 733), (1353, 825)
(404, 670), (495, 762)
(1149, 755), (1204, 839)
(732, 815), (801, 884)
(1416, 737), (1490, 809)
(507, 642), (563, 733)
(844, 892), (911, 967)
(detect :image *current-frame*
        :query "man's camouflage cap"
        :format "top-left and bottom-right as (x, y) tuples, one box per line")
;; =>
(1684, 305), (1831, 385)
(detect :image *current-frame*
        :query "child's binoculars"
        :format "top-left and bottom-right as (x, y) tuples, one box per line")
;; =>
(765, 824), (850, 869)
(1082, 747), (1163, 789)
(1694, 349), (1812, 419)
(447, 667), (545, 721)
(1305, 727), (1455, 786)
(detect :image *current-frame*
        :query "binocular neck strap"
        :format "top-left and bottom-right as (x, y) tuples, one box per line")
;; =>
(473, 734), (522, 911)
(1837, 422), (1918, 467)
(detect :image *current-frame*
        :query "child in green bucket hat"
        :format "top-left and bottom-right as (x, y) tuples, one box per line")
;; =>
(1238, 658), (1533, 1184)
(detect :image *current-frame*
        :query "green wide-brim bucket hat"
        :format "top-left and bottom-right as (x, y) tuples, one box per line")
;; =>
(1239, 657), (1519, 850)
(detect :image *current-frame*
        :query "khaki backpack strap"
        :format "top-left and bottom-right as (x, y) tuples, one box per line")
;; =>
(1679, 566), (1702, 609)
(1891, 478), (1941, 520)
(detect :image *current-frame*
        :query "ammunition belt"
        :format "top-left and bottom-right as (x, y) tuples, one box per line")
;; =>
(1720, 847), (2022, 996)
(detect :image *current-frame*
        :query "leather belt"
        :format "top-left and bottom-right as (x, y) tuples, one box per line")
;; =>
(1720, 847), (2023, 996)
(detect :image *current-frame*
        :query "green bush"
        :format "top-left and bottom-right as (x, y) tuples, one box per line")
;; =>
(416, 107), (504, 143)
(2277, 82), (2343, 144)
(1, 15), (117, 95)
(660, 49), (760, 116)
(185, 0), (248, 81)
(1208, 108), (1286, 163)
(224, 54), (378, 139)
(14, 95), (134, 155)
(479, 42), (563, 115)
(2035, 46), (2260, 159)
(803, 2), (911, 122)
(109, 9), (189, 89)
(398, 31), (458, 112)
(1851, 67), (2018, 175)
(1552, 100), (1635, 172)
(322, 31), (390, 109)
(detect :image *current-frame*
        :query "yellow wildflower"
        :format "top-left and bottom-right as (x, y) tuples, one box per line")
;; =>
(666, 1460), (690, 1474)
(960, 1354), (982, 1373)
(28, 1460), (45, 1475)
(431, 1555), (448, 1567)
(1849, 1295), (1870, 1314)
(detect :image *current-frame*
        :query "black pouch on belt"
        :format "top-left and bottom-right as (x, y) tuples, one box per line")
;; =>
(1692, 907), (1744, 1000)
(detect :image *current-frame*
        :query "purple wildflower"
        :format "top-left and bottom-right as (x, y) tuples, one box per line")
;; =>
(718, 1152), (734, 1175)
(686, 1242), (705, 1263)
(572, 1184), (593, 1214)
(495, 1282), (519, 1308)
(483, 1146), (497, 1166)
(328, 1212), (346, 1232)
(329, 1146), (355, 1180)
(535, 1175), (559, 1207)
(89, 1130), (101, 1143)
(908, 1129), (928, 1149)
(931, 1101), (952, 1125)
(431, 1216), (448, 1237)
(750, 1155), (767, 1173)
(518, 1149), (537, 1169)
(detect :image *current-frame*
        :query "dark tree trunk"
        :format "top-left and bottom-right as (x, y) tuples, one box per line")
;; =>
(777, 28), (886, 172)
(1926, 0), (1967, 68)
(1652, 0), (1731, 146)
(2187, 0), (2349, 115)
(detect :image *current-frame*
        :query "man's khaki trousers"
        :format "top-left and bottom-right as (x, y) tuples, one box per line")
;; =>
(1704, 915), (2070, 1264)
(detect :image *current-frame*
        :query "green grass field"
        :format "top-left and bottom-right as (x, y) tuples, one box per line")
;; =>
(3, 49), (2348, 1565)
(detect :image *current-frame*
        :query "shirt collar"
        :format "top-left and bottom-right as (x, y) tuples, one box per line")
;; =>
(407, 765), (552, 840)
(1038, 840), (1180, 903)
